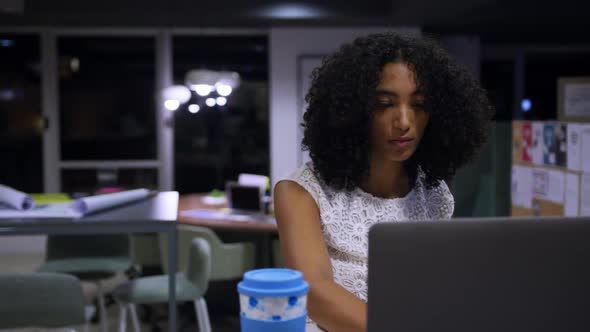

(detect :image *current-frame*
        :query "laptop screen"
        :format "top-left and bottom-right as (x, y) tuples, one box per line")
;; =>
(227, 183), (262, 212)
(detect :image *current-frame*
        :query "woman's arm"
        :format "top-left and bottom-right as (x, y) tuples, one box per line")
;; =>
(274, 181), (367, 332)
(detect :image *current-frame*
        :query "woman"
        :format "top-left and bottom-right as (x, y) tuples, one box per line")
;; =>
(274, 32), (493, 332)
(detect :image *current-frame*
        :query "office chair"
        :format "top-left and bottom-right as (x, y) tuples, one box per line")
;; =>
(38, 234), (132, 332)
(0, 272), (87, 331)
(127, 225), (256, 328)
(113, 238), (212, 332)
(159, 225), (256, 281)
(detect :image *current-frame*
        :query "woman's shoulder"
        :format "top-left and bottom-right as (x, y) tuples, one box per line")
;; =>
(277, 162), (320, 189)
(275, 162), (329, 206)
(414, 174), (455, 219)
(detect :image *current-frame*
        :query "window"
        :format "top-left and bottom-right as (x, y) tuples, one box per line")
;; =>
(58, 36), (157, 160)
(0, 33), (43, 192)
(172, 35), (269, 193)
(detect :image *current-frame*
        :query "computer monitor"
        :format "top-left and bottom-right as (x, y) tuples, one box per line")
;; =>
(225, 181), (263, 213)
(367, 217), (590, 332)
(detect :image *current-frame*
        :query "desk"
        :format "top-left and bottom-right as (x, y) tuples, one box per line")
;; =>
(0, 192), (180, 332)
(178, 194), (277, 233)
(178, 194), (277, 267)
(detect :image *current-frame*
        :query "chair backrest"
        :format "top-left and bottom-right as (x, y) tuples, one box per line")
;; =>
(158, 224), (255, 280)
(46, 234), (129, 260)
(186, 238), (211, 294)
(130, 233), (162, 267)
(158, 225), (223, 273)
(0, 272), (86, 329)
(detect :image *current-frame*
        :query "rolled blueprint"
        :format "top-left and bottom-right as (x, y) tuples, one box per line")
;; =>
(0, 184), (35, 210)
(72, 188), (151, 215)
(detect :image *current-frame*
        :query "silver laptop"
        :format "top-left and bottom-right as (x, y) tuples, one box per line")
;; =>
(368, 217), (590, 332)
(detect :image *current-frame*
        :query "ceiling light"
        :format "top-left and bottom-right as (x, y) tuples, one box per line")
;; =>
(205, 98), (216, 107)
(216, 71), (240, 88)
(254, 3), (329, 19)
(216, 97), (227, 106)
(161, 85), (191, 104)
(164, 100), (180, 111)
(188, 104), (200, 113)
(194, 84), (213, 96)
(216, 84), (232, 97)
(186, 69), (219, 90)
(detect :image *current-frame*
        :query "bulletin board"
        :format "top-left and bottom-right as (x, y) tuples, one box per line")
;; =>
(511, 120), (589, 217)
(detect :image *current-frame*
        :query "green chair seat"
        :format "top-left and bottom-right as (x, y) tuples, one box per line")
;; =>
(113, 272), (205, 304)
(38, 257), (131, 280)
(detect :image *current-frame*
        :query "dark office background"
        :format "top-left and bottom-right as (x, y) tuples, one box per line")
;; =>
(1, 0), (589, 195)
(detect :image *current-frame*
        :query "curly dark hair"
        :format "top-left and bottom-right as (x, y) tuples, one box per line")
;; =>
(302, 32), (494, 191)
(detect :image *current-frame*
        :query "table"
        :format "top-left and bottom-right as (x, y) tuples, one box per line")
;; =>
(0, 191), (180, 332)
(178, 193), (277, 233)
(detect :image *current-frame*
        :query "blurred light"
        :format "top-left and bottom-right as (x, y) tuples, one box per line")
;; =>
(216, 97), (227, 106)
(205, 98), (216, 107)
(161, 85), (191, 104)
(255, 3), (329, 18)
(185, 69), (219, 93)
(70, 57), (80, 72)
(194, 84), (213, 96)
(0, 39), (14, 47)
(164, 100), (180, 111)
(521, 99), (532, 112)
(188, 104), (200, 113)
(0, 89), (16, 101)
(216, 71), (240, 91)
(216, 84), (232, 97)
(254, 45), (265, 53)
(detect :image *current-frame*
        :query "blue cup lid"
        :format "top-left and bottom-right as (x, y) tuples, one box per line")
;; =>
(237, 268), (309, 297)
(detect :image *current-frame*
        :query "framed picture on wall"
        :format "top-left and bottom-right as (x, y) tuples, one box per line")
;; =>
(297, 55), (325, 166)
(558, 77), (590, 122)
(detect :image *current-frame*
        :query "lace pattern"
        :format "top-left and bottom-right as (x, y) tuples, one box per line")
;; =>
(280, 162), (454, 328)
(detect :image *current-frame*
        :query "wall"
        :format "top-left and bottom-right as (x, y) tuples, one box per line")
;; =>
(443, 35), (512, 217)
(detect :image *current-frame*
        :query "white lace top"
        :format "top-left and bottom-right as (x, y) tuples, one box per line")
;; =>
(279, 162), (454, 331)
